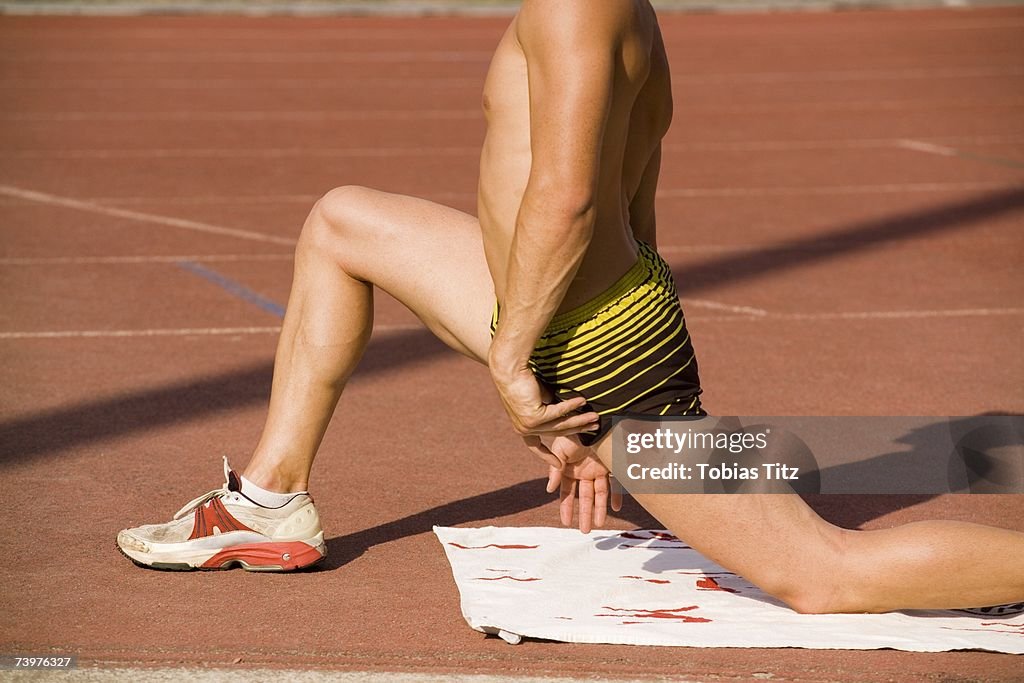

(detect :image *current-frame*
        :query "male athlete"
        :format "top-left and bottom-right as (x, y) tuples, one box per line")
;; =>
(118, 1), (1024, 614)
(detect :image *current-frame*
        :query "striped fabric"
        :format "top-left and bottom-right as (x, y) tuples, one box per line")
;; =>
(492, 242), (703, 443)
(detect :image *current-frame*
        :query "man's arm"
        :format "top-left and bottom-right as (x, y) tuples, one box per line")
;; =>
(488, 1), (623, 440)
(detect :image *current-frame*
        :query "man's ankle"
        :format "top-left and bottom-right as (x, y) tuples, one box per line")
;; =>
(241, 462), (308, 495)
(239, 473), (305, 508)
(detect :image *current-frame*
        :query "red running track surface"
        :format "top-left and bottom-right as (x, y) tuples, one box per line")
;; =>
(1, 6), (1022, 681)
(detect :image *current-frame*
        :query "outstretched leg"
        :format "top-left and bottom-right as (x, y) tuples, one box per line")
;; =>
(592, 439), (1024, 613)
(244, 186), (495, 493)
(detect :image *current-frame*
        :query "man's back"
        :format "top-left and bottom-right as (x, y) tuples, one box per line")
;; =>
(478, 0), (673, 309)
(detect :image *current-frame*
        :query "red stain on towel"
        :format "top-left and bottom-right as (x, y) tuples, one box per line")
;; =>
(696, 576), (739, 593)
(622, 573), (671, 585)
(596, 606), (711, 623)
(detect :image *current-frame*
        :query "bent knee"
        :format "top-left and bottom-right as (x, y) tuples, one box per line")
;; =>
(299, 185), (379, 259)
(314, 185), (377, 228)
(774, 580), (841, 615)
(759, 529), (858, 614)
(308, 185), (375, 236)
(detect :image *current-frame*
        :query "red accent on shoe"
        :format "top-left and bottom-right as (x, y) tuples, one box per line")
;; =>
(200, 541), (323, 570)
(188, 497), (256, 540)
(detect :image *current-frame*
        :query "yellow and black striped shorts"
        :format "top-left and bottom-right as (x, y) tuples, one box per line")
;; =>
(491, 242), (703, 444)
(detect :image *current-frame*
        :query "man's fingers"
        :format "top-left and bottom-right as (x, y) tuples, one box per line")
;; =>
(578, 479), (595, 534)
(529, 395), (588, 423)
(533, 410), (600, 436)
(610, 476), (624, 512)
(512, 412), (599, 439)
(556, 395), (588, 414)
(559, 477), (576, 527)
(546, 465), (562, 494)
(593, 475), (609, 529)
(539, 399), (595, 424)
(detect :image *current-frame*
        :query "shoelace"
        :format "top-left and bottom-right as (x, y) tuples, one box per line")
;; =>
(172, 456), (233, 521)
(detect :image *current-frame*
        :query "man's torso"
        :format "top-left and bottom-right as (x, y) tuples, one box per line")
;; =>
(477, 0), (673, 312)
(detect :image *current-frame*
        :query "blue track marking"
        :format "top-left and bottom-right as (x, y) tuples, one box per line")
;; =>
(177, 260), (285, 319)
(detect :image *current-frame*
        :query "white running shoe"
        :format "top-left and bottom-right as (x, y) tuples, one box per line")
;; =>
(116, 457), (326, 571)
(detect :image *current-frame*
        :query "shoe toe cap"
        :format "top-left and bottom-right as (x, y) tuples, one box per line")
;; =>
(116, 529), (150, 553)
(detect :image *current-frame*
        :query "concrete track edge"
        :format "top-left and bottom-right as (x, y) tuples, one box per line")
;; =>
(0, 670), (698, 683)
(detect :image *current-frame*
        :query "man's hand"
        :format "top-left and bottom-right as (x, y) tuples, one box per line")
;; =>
(547, 455), (623, 534)
(536, 436), (623, 534)
(491, 366), (599, 470)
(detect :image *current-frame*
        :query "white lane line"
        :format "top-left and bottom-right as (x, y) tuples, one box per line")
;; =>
(894, 138), (1024, 170)
(0, 254), (293, 265)
(8, 135), (1024, 160)
(692, 307), (1024, 322)
(7, 100), (1024, 124)
(0, 50), (495, 63)
(682, 298), (769, 317)
(676, 98), (1024, 115)
(672, 65), (1024, 84)
(0, 323), (424, 340)
(3, 146), (478, 160)
(256, 182), (1020, 203)
(909, 19), (1024, 31)
(0, 326), (283, 339)
(0, 26), (498, 38)
(1, 55), (1015, 77)
(72, 195), (318, 206)
(0, 27), (500, 40)
(777, 307), (1024, 321)
(3, 109), (481, 122)
(895, 139), (960, 157)
(669, 134), (1024, 152)
(0, 76), (481, 90)
(0, 666), (672, 683)
(5, 310), (1020, 341)
(4, 181), (1011, 212)
(0, 192), (471, 207)
(658, 181), (1019, 198)
(0, 185), (298, 247)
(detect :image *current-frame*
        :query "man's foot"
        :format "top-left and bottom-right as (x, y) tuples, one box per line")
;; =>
(116, 458), (326, 571)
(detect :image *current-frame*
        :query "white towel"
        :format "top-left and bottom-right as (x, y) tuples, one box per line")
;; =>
(435, 526), (1024, 653)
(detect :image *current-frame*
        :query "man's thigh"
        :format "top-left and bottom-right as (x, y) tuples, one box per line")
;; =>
(593, 437), (845, 597)
(315, 185), (495, 363)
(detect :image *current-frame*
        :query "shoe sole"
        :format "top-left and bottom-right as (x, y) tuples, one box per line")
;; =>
(116, 535), (326, 572)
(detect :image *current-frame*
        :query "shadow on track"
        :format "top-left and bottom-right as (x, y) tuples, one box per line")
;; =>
(670, 186), (1024, 295)
(0, 328), (449, 466)
(319, 477), (660, 571)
